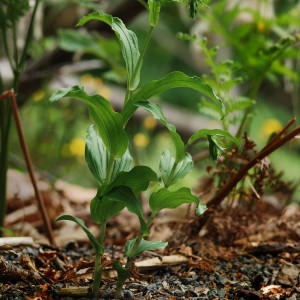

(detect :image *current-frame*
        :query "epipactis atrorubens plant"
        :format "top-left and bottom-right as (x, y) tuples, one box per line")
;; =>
(50, 1), (240, 298)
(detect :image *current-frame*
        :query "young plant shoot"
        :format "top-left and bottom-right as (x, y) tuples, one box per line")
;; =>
(50, 0), (240, 298)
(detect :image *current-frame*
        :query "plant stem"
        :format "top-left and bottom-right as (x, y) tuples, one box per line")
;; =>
(92, 221), (107, 298)
(1, 91), (56, 245)
(164, 161), (178, 188)
(114, 212), (156, 299)
(105, 154), (115, 184)
(0, 0), (41, 233)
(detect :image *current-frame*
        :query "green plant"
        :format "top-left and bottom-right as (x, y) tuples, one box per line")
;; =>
(0, 0), (41, 234)
(188, 0), (300, 135)
(50, 1), (240, 298)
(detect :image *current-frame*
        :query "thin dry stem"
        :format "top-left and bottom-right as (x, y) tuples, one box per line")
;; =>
(0, 90), (56, 246)
(198, 118), (300, 229)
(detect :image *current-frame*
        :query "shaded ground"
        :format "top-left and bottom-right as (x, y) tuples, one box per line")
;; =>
(1, 169), (300, 299)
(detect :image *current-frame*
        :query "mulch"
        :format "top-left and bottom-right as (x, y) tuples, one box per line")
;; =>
(1, 169), (300, 299)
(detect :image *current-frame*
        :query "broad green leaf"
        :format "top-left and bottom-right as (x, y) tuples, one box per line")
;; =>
(56, 215), (103, 255)
(125, 237), (167, 258)
(187, 128), (241, 151)
(149, 187), (199, 214)
(122, 71), (224, 125)
(106, 186), (150, 236)
(148, 0), (161, 27)
(99, 166), (158, 196)
(85, 125), (132, 184)
(159, 150), (193, 186)
(136, 101), (185, 160)
(77, 12), (140, 90)
(50, 86), (128, 157)
(90, 193), (125, 224)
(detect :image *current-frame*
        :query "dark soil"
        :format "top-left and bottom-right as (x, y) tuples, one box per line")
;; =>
(0, 236), (299, 299)
(2, 170), (300, 299)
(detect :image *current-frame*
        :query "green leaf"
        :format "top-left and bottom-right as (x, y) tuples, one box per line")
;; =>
(106, 186), (150, 236)
(113, 260), (131, 283)
(56, 215), (103, 255)
(148, 0), (161, 27)
(122, 71), (224, 125)
(90, 193), (125, 224)
(0, 1), (30, 27)
(207, 135), (225, 160)
(196, 203), (207, 216)
(136, 101), (185, 160)
(149, 187), (199, 214)
(187, 128), (241, 151)
(100, 166), (158, 196)
(159, 150), (193, 186)
(227, 97), (255, 113)
(125, 237), (168, 259)
(77, 12), (140, 90)
(58, 29), (101, 56)
(50, 86), (128, 158)
(85, 125), (132, 184)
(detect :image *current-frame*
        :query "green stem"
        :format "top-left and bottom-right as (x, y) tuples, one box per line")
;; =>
(114, 212), (156, 299)
(92, 221), (107, 298)
(105, 154), (115, 184)
(164, 161), (178, 188)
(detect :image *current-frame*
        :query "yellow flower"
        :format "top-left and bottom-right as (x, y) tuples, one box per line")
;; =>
(68, 137), (86, 158)
(97, 86), (112, 100)
(80, 73), (94, 86)
(32, 90), (45, 102)
(261, 119), (283, 137)
(133, 133), (150, 148)
(80, 73), (111, 100)
(143, 116), (157, 130)
(257, 21), (267, 33)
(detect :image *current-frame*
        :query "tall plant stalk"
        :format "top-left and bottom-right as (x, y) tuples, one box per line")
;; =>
(0, 0), (40, 234)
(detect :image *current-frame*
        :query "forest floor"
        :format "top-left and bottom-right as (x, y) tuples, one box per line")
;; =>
(1, 169), (300, 299)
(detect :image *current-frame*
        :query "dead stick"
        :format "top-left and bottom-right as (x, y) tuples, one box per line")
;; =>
(197, 120), (300, 229)
(1, 90), (56, 246)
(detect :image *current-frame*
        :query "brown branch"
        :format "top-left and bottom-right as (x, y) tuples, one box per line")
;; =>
(0, 90), (56, 246)
(197, 118), (300, 229)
